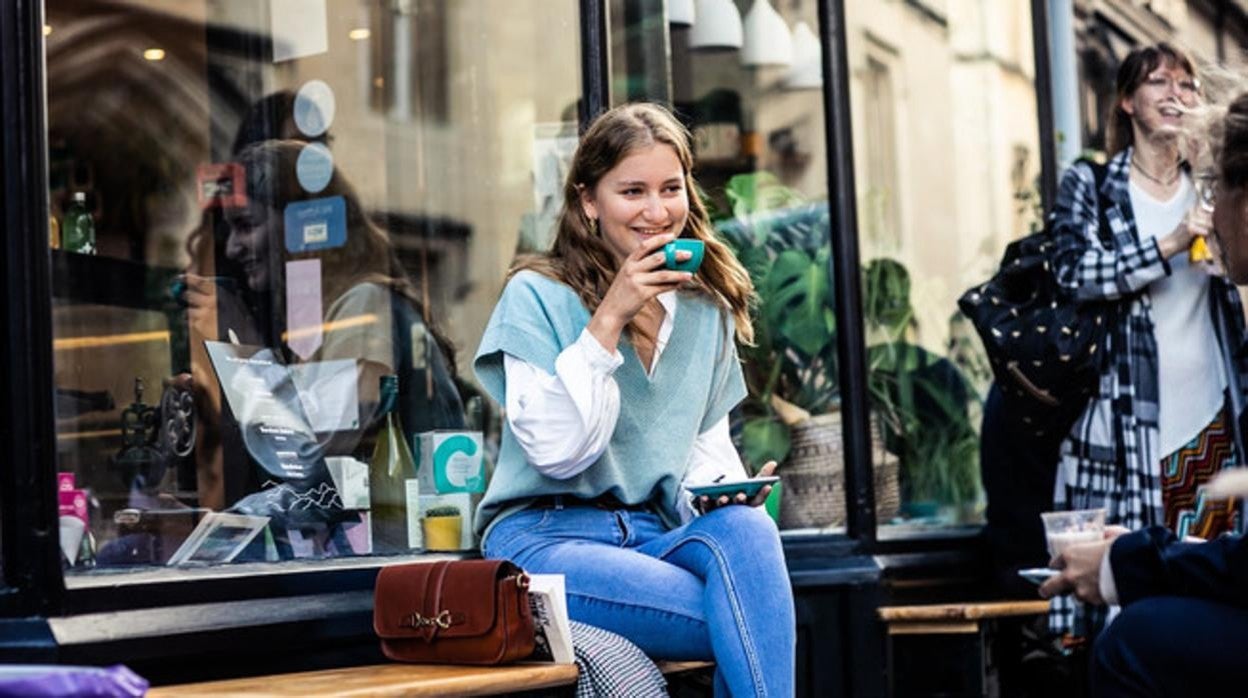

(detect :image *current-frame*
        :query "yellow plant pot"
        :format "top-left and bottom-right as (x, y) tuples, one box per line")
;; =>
(422, 515), (462, 551)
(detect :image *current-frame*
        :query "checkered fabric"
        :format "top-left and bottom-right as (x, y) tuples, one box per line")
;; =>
(1046, 148), (1248, 639)
(570, 621), (668, 698)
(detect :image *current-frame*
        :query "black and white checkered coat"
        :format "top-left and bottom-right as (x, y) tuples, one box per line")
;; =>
(1046, 148), (1248, 637)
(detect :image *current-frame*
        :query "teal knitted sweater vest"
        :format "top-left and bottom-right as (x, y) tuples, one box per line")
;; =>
(472, 271), (746, 538)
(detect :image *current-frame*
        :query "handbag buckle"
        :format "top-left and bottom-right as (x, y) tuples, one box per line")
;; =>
(399, 609), (453, 630)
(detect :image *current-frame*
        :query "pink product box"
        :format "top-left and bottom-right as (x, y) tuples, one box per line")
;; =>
(59, 489), (88, 525)
(58, 472), (75, 493)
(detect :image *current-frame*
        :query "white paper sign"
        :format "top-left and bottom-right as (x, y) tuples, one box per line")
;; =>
(285, 259), (323, 360)
(270, 0), (328, 63)
(290, 359), (360, 432)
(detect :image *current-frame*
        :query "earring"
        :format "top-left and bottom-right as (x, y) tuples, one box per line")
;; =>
(590, 218), (599, 235)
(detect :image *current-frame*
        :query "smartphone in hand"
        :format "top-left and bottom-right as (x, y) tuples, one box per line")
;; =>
(688, 476), (779, 501)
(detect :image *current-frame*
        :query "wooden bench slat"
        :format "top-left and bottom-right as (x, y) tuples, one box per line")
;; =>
(656, 660), (715, 674)
(147, 663), (580, 698)
(887, 621), (980, 635)
(148, 660), (715, 697)
(877, 600), (1050, 624)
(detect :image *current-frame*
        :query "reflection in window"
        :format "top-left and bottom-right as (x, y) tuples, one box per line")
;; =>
(847, 0), (1041, 533)
(44, 0), (580, 575)
(616, 0), (871, 533)
(861, 53), (900, 251)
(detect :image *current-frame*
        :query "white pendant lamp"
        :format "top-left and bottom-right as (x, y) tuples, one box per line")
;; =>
(784, 21), (822, 89)
(741, 0), (792, 67)
(668, 0), (695, 27)
(689, 0), (743, 51)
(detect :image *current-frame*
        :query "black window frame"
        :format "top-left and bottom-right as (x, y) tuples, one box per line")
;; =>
(0, 0), (1057, 652)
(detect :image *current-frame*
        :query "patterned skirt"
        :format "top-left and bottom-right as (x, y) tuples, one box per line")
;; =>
(1160, 407), (1240, 539)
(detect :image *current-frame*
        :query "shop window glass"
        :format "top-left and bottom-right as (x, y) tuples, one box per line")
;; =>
(844, 0), (1041, 534)
(611, 0), (881, 534)
(44, 0), (580, 578)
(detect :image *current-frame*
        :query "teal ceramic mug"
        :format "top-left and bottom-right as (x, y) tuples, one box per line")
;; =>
(663, 239), (705, 273)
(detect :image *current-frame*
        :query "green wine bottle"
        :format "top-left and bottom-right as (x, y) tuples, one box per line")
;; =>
(62, 192), (96, 255)
(368, 375), (419, 553)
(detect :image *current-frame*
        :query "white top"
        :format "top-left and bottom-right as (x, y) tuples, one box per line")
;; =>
(502, 291), (748, 523)
(1130, 175), (1227, 457)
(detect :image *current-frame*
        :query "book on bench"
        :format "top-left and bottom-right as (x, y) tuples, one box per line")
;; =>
(527, 574), (575, 664)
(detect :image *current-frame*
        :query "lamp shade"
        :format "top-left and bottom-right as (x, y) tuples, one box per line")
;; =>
(784, 21), (822, 89)
(668, 0), (695, 26)
(741, 0), (792, 67)
(689, 0), (742, 51)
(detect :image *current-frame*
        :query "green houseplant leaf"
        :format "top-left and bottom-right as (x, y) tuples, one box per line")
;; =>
(742, 416), (792, 467)
(762, 248), (835, 357)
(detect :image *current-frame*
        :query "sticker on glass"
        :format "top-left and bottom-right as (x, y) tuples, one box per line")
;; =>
(295, 142), (334, 194)
(284, 195), (347, 253)
(294, 80), (335, 137)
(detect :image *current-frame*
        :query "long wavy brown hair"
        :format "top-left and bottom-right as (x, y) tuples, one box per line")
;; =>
(512, 103), (755, 344)
(224, 139), (458, 375)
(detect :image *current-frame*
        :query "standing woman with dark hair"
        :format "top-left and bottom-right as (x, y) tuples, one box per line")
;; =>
(473, 103), (795, 695)
(1035, 90), (1248, 697)
(1045, 43), (1248, 638)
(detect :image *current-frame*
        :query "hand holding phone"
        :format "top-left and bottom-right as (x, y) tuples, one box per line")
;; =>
(688, 476), (779, 500)
(690, 461), (779, 514)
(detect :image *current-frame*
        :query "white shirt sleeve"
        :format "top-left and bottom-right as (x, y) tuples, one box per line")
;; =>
(675, 415), (750, 524)
(1098, 544), (1120, 606)
(504, 328), (623, 479)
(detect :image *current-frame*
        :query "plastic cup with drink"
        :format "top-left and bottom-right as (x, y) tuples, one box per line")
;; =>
(1040, 507), (1106, 558)
(1191, 175), (1217, 264)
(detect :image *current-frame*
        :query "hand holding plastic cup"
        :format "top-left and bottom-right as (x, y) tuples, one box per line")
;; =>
(664, 239), (705, 274)
(1190, 183), (1216, 263)
(1040, 507), (1106, 558)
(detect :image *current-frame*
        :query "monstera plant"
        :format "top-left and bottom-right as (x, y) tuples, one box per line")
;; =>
(714, 172), (837, 470)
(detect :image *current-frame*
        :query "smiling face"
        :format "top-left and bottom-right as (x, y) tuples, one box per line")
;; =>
(579, 143), (689, 265)
(1122, 62), (1199, 141)
(224, 199), (281, 291)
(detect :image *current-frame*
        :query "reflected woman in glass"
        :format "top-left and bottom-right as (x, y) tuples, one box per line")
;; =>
(474, 103), (795, 695)
(185, 139), (463, 546)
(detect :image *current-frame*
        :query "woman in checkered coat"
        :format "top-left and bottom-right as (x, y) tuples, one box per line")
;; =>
(1046, 43), (1248, 638)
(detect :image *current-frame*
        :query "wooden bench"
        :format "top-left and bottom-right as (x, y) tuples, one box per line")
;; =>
(877, 600), (1051, 697)
(148, 660), (714, 697)
(878, 599), (1050, 635)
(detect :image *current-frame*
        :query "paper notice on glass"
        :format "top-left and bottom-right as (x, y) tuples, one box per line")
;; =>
(269, 0), (328, 63)
(523, 122), (579, 253)
(325, 456), (369, 510)
(166, 513), (269, 566)
(527, 574), (575, 664)
(290, 358), (359, 432)
(286, 259), (323, 360)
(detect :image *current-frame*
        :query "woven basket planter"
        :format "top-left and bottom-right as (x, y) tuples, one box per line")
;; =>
(778, 410), (900, 529)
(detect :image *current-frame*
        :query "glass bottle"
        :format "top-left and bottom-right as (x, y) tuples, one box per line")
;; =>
(368, 375), (419, 553)
(61, 191), (96, 255)
(48, 211), (61, 249)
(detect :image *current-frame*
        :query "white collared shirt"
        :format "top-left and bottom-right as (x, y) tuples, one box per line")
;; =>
(502, 291), (748, 522)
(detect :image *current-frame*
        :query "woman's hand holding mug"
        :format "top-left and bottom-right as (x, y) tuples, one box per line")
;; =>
(587, 232), (692, 352)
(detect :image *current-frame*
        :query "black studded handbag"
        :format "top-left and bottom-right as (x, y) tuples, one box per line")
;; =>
(957, 160), (1117, 441)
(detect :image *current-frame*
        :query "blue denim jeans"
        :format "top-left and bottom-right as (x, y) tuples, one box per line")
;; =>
(483, 502), (796, 697)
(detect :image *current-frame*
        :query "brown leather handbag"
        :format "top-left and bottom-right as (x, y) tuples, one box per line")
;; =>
(373, 559), (536, 665)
